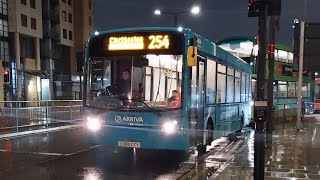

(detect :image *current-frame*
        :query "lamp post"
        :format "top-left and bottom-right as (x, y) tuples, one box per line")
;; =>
(154, 5), (200, 27)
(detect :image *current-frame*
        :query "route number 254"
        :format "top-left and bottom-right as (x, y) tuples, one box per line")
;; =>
(148, 35), (170, 49)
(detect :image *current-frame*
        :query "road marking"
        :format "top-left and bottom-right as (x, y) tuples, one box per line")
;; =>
(0, 124), (82, 140)
(0, 149), (63, 156)
(64, 145), (100, 156)
(0, 145), (100, 157)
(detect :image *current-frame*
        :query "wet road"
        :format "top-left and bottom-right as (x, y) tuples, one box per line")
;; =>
(0, 127), (196, 180)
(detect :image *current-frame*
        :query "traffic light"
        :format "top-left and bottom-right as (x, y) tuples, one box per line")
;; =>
(248, 0), (281, 17)
(268, 0), (281, 16)
(4, 70), (10, 83)
(248, 0), (260, 17)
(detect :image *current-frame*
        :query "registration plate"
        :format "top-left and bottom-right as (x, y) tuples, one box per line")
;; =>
(118, 141), (141, 148)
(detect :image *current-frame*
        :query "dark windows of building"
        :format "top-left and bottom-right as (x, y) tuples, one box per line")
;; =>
(62, 0), (66, 3)
(0, 0), (8, 15)
(62, 11), (67, 21)
(89, 0), (92, 9)
(68, 13), (72, 23)
(68, 0), (72, 6)
(21, 14), (27, 27)
(30, 0), (36, 8)
(0, 19), (8, 37)
(63, 29), (67, 39)
(21, 0), (26, 5)
(69, 30), (72, 40)
(89, 16), (92, 26)
(0, 41), (9, 62)
(20, 35), (35, 59)
(31, 18), (36, 30)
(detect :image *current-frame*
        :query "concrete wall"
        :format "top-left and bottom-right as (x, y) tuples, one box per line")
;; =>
(25, 58), (38, 105)
(8, 0), (43, 38)
(72, 0), (95, 75)
(59, 0), (74, 47)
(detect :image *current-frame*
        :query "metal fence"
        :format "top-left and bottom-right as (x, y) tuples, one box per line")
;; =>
(0, 100), (82, 131)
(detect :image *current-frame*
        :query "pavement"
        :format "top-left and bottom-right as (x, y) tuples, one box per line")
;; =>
(211, 119), (320, 180)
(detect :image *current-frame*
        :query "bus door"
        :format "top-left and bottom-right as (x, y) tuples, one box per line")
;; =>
(190, 56), (205, 147)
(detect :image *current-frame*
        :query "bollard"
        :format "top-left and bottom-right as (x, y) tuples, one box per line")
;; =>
(45, 101), (49, 128)
(70, 100), (73, 122)
(15, 102), (19, 132)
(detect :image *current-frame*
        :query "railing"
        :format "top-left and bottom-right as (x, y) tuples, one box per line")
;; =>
(0, 100), (82, 131)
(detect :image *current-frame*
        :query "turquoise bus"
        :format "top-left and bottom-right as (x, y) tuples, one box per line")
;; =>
(217, 36), (315, 125)
(82, 27), (252, 153)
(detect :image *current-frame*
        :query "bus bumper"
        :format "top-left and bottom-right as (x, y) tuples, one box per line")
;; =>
(85, 125), (189, 151)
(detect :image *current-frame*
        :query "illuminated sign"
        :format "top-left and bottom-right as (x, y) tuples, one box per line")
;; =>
(109, 36), (144, 50)
(148, 35), (170, 49)
(108, 35), (170, 51)
(89, 31), (183, 57)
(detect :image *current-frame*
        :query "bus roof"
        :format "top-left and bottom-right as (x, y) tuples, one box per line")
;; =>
(90, 27), (187, 36)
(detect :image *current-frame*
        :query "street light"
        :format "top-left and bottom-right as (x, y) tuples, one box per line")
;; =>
(154, 9), (161, 15)
(190, 6), (200, 15)
(153, 5), (200, 27)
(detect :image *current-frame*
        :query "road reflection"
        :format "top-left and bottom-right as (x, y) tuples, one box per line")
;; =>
(77, 147), (191, 179)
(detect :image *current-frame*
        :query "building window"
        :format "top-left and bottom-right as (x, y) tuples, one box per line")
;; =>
(21, 14), (28, 27)
(68, 0), (71, 6)
(89, 0), (92, 9)
(278, 81), (288, 98)
(1, 0), (8, 15)
(63, 29), (67, 39)
(0, 41), (9, 62)
(0, 19), (8, 37)
(21, 0), (26, 5)
(69, 30), (73, 40)
(89, 16), (92, 26)
(68, 13), (72, 23)
(30, 0), (36, 8)
(31, 18), (36, 30)
(62, 11), (67, 21)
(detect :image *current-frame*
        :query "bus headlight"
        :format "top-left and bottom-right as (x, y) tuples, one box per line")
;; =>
(162, 120), (178, 134)
(86, 116), (102, 132)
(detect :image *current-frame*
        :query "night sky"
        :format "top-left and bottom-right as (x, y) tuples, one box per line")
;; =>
(95, 0), (320, 47)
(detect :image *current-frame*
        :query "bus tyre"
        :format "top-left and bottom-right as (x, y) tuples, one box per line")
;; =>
(206, 118), (214, 145)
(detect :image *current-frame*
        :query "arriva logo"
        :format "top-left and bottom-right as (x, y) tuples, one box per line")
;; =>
(114, 115), (143, 123)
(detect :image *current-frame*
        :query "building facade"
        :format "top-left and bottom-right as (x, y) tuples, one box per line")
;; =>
(73, 0), (95, 99)
(0, 0), (9, 103)
(1, 0), (95, 102)
(8, 0), (43, 102)
(41, 0), (94, 100)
